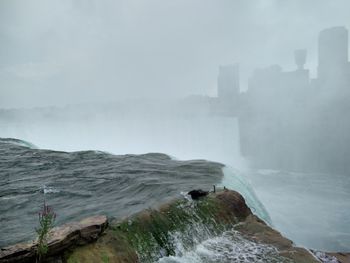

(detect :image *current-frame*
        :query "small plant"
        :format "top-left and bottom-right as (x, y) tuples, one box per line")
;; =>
(36, 201), (56, 262)
(101, 252), (110, 263)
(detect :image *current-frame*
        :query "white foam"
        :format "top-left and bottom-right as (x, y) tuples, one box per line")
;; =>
(158, 230), (291, 263)
(43, 185), (60, 194)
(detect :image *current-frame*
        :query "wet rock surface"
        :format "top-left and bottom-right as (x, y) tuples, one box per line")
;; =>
(328, 252), (350, 263)
(0, 215), (108, 263)
(67, 190), (321, 263)
(2, 190), (349, 263)
(187, 189), (209, 200)
(313, 251), (350, 263)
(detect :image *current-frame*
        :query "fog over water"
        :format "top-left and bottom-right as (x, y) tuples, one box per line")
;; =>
(0, 108), (244, 167)
(1, 0), (350, 256)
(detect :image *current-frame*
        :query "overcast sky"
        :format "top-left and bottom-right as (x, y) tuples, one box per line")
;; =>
(1, 0), (350, 108)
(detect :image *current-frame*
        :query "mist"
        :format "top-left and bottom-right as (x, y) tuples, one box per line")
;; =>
(2, 0), (350, 258)
(2, 0), (350, 168)
(1, 0), (350, 108)
(0, 102), (245, 168)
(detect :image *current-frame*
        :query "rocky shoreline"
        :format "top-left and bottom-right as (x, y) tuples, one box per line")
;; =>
(0, 216), (108, 263)
(1, 189), (349, 263)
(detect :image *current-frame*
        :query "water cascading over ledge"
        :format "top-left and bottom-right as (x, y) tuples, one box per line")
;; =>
(64, 190), (319, 263)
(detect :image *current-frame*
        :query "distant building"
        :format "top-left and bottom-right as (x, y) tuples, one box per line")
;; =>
(236, 26), (350, 173)
(247, 49), (309, 107)
(283, 49), (310, 96)
(318, 26), (350, 89)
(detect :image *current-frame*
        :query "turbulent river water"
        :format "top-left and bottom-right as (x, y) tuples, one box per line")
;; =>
(0, 137), (288, 263)
(0, 138), (228, 248)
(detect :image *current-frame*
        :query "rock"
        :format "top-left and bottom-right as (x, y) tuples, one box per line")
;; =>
(311, 250), (350, 263)
(0, 243), (36, 263)
(215, 189), (252, 219)
(78, 216), (108, 242)
(0, 215), (108, 263)
(67, 190), (321, 263)
(328, 252), (350, 263)
(236, 215), (319, 262)
(66, 231), (139, 263)
(3, 190), (348, 263)
(312, 251), (341, 262)
(213, 190), (318, 262)
(187, 189), (209, 199)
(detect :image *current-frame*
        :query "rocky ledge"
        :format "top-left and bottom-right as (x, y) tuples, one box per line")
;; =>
(1, 190), (349, 263)
(0, 215), (108, 263)
(313, 251), (350, 263)
(327, 253), (350, 263)
(67, 190), (320, 263)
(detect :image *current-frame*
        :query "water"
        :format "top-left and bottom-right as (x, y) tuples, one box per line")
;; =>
(0, 114), (245, 169)
(1, 113), (350, 254)
(244, 169), (350, 252)
(219, 167), (272, 225)
(158, 231), (291, 263)
(0, 138), (225, 247)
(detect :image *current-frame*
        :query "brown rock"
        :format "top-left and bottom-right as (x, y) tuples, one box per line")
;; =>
(66, 231), (139, 263)
(327, 252), (350, 263)
(214, 191), (319, 263)
(78, 215), (108, 243)
(0, 242), (36, 263)
(0, 215), (108, 263)
(215, 189), (252, 219)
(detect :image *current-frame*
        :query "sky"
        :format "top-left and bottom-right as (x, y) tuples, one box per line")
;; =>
(1, 0), (350, 108)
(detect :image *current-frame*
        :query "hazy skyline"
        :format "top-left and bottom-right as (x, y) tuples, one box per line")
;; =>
(1, 0), (350, 108)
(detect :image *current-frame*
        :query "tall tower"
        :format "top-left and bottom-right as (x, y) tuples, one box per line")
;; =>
(318, 26), (349, 84)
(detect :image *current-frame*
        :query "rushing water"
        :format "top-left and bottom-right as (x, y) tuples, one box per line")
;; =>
(152, 195), (288, 263)
(0, 138), (226, 247)
(158, 230), (291, 263)
(1, 113), (350, 256)
(0, 136), (308, 262)
(244, 169), (350, 252)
